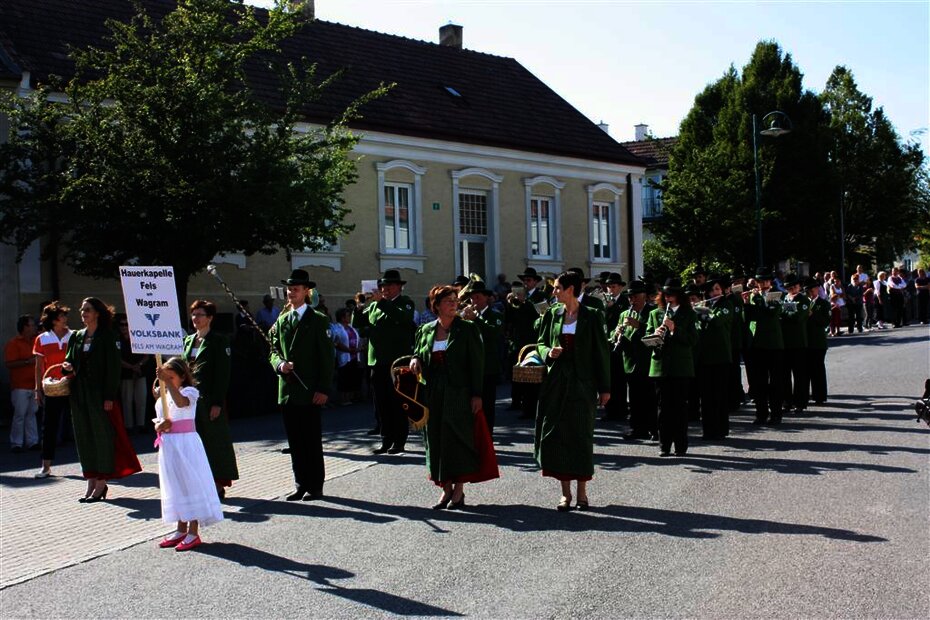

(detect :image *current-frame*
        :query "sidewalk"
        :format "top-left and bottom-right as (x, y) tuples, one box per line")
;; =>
(0, 402), (384, 589)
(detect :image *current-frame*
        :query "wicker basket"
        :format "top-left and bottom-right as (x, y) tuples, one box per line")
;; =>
(512, 344), (546, 384)
(41, 363), (71, 397)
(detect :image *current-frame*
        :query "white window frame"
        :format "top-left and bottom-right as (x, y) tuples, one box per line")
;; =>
(382, 182), (414, 253)
(586, 182), (623, 267)
(377, 160), (427, 273)
(524, 175), (565, 270)
(452, 167), (502, 279)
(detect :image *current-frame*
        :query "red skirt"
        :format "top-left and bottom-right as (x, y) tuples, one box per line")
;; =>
(83, 401), (142, 480)
(431, 409), (500, 486)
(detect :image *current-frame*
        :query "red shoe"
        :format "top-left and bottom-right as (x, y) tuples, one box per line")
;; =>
(175, 535), (202, 552)
(158, 532), (185, 548)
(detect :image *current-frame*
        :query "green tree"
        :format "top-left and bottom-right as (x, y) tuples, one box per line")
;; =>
(0, 0), (387, 307)
(657, 41), (833, 274)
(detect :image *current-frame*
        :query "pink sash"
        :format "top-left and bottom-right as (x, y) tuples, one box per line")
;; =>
(154, 419), (196, 448)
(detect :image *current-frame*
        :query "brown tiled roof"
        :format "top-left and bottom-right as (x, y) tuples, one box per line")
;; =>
(0, 0), (646, 167)
(618, 136), (677, 169)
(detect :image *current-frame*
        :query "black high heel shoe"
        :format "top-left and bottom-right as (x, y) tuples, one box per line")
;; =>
(447, 494), (466, 511)
(84, 484), (108, 503)
(431, 494), (452, 510)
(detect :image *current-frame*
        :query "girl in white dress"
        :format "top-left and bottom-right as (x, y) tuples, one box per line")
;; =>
(153, 357), (224, 551)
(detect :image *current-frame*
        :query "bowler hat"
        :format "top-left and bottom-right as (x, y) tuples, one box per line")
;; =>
(803, 277), (820, 291)
(597, 270), (612, 283)
(755, 267), (776, 281)
(465, 280), (494, 296)
(518, 267), (543, 281)
(282, 269), (316, 288)
(662, 278), (684, 295)
(684, 284), (702, 298)
(378, 269), (406, 286)
(452, 275), (470, 287)
(626, 280), (649, 295)
(605, 272), (626, 286)
(783, 273), (802, 288)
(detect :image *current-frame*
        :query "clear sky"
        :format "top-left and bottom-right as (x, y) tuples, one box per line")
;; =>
(250, 0), (929, 156)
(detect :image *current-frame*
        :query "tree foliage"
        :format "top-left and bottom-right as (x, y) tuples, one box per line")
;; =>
(654, 40), (927, 276)
(0, 0), (388, 303)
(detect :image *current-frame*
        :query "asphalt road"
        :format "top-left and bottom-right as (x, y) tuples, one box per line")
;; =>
(1, 324), (928, 619)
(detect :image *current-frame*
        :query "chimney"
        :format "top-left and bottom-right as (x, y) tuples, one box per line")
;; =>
(597, 121), (610, 134)
(288, 0), (314, 20)
(634, 123), (649, 141)
(440, 24), (463, 49)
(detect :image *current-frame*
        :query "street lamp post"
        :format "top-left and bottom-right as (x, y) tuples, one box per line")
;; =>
(752, 111), (792, 269)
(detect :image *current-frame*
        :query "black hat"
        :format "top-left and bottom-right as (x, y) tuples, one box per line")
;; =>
(626, 280), (649, 295)
(684, 284), (702, 298)
(567, 267), (590, 283)
(662, 278), (684, 295)
(755, 266), (775, 281)
(597, 270), (612, 283)
(730, 272), (746, 282)
(518, 267), (543, 281)
(378, 269), (406, 286)
(702, 279), (719, 295)
(783, 273), (802, 288)
(692, 266), (707, 278)
(451, 275), (470, 287)
(803, 277), (820, 291)
(282, 269), (316, 288)
(464, 280), (493, 296)
(605, 272), (626, 286)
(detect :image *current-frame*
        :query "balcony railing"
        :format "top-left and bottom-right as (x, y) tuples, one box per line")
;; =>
(643, 197), (663, 220)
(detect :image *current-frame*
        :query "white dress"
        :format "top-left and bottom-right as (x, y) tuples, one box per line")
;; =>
(157, 386), (224, 526)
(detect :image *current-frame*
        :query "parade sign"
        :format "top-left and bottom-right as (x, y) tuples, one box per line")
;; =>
(118, 266), (185, 355)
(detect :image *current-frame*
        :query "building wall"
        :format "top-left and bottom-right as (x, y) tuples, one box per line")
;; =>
(19, 129), (645, 324)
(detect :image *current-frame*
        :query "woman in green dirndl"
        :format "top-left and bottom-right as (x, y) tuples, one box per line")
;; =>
(184, 300), (238, 499)
(535, 271), (610, 512)
(409, 285), (499, 510)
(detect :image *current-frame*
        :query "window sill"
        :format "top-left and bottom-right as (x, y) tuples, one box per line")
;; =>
(378, 253), (427, 274)
(292, 251), (346, 273)
(526, 258), (564, 274)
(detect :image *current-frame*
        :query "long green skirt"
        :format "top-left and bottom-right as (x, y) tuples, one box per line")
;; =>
(195, 401), (239, 484)
(534, 362), (596, 480)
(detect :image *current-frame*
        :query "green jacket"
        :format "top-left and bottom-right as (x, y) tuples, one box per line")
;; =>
(744, 292), (784, 350)
(695, 300), (733, 365)
(352, 294), (416, 367)
(537, 304), (610, 393)
(413, 318), (484, 397)
(780, 294), (811, 349)
(807, 297), (831, 350)
(505, 287), (548, 351)
(618, 303), (654, 375)
(65, 326), (121, 401)
(269, 306), (335, 404)
(470, 307), (503, 376)
(647, 305), (698, 378)
(727, 292), (746, 350)
(183, 331), (231, 409)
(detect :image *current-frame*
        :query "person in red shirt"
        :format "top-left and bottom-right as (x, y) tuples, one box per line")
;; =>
(5, 315), (39, 451)
(33, 302), (72, 477)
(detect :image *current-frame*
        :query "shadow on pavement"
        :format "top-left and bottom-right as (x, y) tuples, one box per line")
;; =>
(196, 543), (463, 616)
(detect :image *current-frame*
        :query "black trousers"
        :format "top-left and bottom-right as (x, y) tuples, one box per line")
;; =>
(918, 292), (929, 324)
(846, 305), (863, 333)
(281, 402), (324, 493)
(783, 348), (809, 410)
(687, 377), (701, 421)
(627, 374), (657, 436)
(373, 364), (408, 449)
(41, 395), (69, 461)
(605, 351), (628, 419)
(699, 364), (729, 438)
(889, 292), (905, 327)
(657, 377), (689, 454)
(747, 348), (784, 421)
(481, 374), (498, 434)
(807, 348), (828, 403)
(521, 382), (540, 420)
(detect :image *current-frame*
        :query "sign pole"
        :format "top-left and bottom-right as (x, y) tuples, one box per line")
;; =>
(155, 353), (170, 421)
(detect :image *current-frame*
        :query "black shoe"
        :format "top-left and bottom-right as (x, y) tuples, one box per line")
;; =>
(372, 444), (390, 455)
(675, 451), (687, 456)
(448, 495), (466, 510)
(281, 447), (291, 454)
(659, 451), (672, 457)
(285, 487), (308, 501)
(432, 495), (452, 510)
(366, 427), (381, 436)
(303, 491), (324, 501)
(84, 485), (108, 503)
(386, 446), (405, 454)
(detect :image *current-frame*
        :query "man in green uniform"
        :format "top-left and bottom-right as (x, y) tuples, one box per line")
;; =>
(269, 269), (334, 501)
(505, 268), (548, 420)
(780, 274), (811, 414)
(743, 267), (785, 425)
(618, 280), (657, 440)
(806, 277), (831, 405)
(696, 279), (732, 439)
(603, 272), (629, 422)
(462, 280), (504, 434)
(353, 269), (416, 453)
(724, 273), (747, 411)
